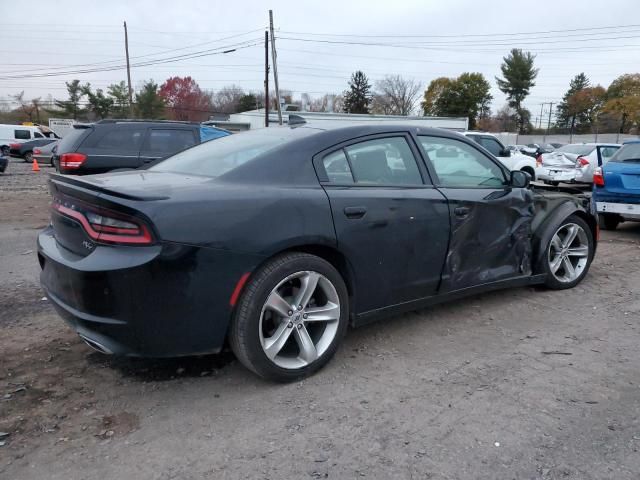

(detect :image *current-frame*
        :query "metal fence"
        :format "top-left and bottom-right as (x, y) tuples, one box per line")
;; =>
(493, 133), (638, 146)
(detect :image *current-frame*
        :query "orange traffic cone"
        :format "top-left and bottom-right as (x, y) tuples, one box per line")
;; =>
(32, 159), (40, 172)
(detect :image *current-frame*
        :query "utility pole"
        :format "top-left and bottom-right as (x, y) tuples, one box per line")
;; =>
(269, 10), (283, 125)
(123, 21), (133, 118)
(538, 103), (544, 129)
(544, 102), (554, 142)
(264, 30), (269, 127)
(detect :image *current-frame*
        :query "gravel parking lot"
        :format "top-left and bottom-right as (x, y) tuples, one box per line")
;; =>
(1, 158), (640, 479)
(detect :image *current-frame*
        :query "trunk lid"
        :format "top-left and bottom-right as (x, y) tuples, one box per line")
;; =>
(601, 160), (640, 197)
(542, 151), (579, 167)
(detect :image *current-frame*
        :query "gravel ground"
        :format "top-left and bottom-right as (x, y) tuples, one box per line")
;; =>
(1, 159), (639, 480)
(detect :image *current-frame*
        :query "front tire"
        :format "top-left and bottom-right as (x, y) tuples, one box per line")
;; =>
(543, 215), (594, 290)
(229, 252), (349, 382)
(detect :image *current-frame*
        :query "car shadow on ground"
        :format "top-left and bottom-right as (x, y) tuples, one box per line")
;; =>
(85, 349), (237, 382)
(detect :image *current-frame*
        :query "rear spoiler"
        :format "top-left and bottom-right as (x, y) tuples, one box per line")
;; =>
(49, 173), (169, 202)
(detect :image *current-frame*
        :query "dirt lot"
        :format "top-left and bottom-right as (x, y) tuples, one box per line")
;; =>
(1, 159), (640, 479)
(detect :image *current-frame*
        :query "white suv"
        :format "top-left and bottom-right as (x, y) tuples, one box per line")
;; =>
(462, 132), (537, 180)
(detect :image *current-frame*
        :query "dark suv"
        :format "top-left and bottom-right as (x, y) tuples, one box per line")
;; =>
(53, 120), (229, 175)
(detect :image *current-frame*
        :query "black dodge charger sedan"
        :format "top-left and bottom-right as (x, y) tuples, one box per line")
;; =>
(38, 124), (597, 381)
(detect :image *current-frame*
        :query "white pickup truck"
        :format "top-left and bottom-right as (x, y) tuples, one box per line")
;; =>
(463, 132), (537, 180)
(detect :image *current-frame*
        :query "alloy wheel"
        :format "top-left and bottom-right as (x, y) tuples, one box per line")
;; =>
(548, 223), (590, 283)
(259, 270), (340, 369)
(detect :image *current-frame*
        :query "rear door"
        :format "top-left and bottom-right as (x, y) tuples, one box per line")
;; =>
(80, 124), (145, 173)
(316, 134), (450, 314)
(416, 134), (534, 292)
(139, 127), (198, 165)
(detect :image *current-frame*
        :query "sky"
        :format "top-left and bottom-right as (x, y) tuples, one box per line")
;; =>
(1, 0), (639, 126)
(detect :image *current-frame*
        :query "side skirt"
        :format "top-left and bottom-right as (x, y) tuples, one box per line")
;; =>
(353, 274), (547, 327)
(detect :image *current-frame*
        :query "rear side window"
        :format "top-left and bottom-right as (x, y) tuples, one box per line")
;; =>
(341, 137), (423, 186)
(599, 146), (620, 164)
(95, 127), (145, 150)
(56, 127), (89, 153)
(145, 129), (197, 153)
(323, 150), (353, 184)
(14, 129), (30, 140)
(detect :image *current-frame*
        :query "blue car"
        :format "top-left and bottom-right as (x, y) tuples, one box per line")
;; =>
(593, 139), (640, 230)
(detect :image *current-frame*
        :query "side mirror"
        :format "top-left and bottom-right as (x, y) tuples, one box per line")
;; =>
(510, 170), (531, 188)
(500, 148), (511, 157)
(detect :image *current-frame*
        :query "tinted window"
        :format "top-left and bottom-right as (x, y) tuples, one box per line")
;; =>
(344, 137), (422, 185)
(609, 143), (640, 163)
(478, 137), (503, 156)
(418, 136), (506, 188)
(145, 129), (197, 153)
(95, 126), (144, 150)
(14, 129), (30, 140)
(56, 127), (89, 153)
(323, 149), (353, 184)
(557, 144), (595, 156)
(151, 127), (316, 178)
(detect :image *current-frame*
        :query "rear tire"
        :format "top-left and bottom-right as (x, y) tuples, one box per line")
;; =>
(23, 151), (33, 163)
(229, 252), (349, 382)
(1, 146), (9, 156)
(543, 215), (594, 290)
(598, 213), (620, 231)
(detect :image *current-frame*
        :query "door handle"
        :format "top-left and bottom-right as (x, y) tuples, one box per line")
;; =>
(454, 206), (470, 218)
(344, 206), (367, 219)
(143, 157), (158, 163)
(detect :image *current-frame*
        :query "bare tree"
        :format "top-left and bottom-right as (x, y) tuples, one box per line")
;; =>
(11, 91), (39, 122)
(307, 94), (344, 113)
(372, 75), (422, 115)
(213, 85), (245, 113)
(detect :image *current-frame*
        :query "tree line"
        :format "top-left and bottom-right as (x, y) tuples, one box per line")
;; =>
(2, 47), (639, 134)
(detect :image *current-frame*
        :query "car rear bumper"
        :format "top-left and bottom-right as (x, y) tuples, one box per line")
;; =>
(38, 226), (263, 357)
(596, 201), (640, 220)
(537, 167), (577, 183)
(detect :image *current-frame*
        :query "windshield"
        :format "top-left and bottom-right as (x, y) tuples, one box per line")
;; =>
(556, 144), (595, 155)
(150, 127), (317, 177)
(609, 143), (640, 163)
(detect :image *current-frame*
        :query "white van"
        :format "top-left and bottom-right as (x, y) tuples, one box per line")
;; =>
(0, 124), (59, 155)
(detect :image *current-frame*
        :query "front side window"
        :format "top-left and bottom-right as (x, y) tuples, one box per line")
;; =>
(34, 131), (44, 138)
(418, 136), (506, 188)
(478, 137), (504, 156)
(95, 127), (145, 150)
(342, 137), (422, 186)
(14, 129), (30, 140)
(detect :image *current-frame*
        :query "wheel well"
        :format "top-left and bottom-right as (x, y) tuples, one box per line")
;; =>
(520, 166), (535, 180)
(572, 210), (598, 246)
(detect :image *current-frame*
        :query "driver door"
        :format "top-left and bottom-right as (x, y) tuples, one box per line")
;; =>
(416, 135), (534, 292)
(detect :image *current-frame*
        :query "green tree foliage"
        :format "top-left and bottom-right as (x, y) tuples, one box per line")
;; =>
(421, 73), (492, 129)
(81, 84), (114, 119)
(343, 70), (372, 114)
(604, 73), (640, 133)
(237, 93), (258, 112)
(566, 86), (607, 133)
(53, 80), (85, 119)
(107, 81), (130, 118)
(495, 49), (538, 133)
(556, 73), (590, 130)
(135, 80), (166, 119)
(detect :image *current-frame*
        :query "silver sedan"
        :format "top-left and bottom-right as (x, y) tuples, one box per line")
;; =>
(32, 141), (58, 167)
(536, 143), (620, 185)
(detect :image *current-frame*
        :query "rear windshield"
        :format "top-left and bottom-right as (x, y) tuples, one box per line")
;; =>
(150, 127), (316, 177)
(609, 143), (640, 163)
(56, 127), (89, 153)
(556, 144), (595, 155)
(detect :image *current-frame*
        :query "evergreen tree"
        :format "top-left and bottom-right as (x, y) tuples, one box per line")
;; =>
(135, 80), (166, 119)
(343, 71), (372, 114)
(556, 73), (590, 130)
(495, 49), (538, 133)
(53, 80), (85, 119)
(107, 81), (130, 118)
(82, 84), (114, 119)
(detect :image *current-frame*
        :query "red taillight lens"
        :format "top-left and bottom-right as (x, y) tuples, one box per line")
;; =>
(60, 152), (87, 170)
(33, 148), (41, 154)
(576, 156), (590, 168)
(51, 197), (153, 245)
(10, 143), (20, 149)
(593, 167), (605, 186)
(536, 154), (542, 167)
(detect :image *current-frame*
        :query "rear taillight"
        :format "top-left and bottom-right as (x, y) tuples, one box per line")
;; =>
(536, 154), (542, 167)
(60, 152), (87, 170)
(10, 143), (20, 149)
(576, 156), (590, 168)
(51, 196), (153, 245)
(593, 167), (605, 186)
(33, 148), (41, 155)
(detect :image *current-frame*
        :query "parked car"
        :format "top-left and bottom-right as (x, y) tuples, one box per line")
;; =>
(33, 141), (59, 166)
(463, 132), (537, 179)
(522, 143), (557, 158)
(39, 124), (597, 381)
(593, 139), (640, 230)
(0, 124), (59, 155)
(9, 138), (57, 162)
(52, 120), (231, 174)
(537, 143), (620, 186)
